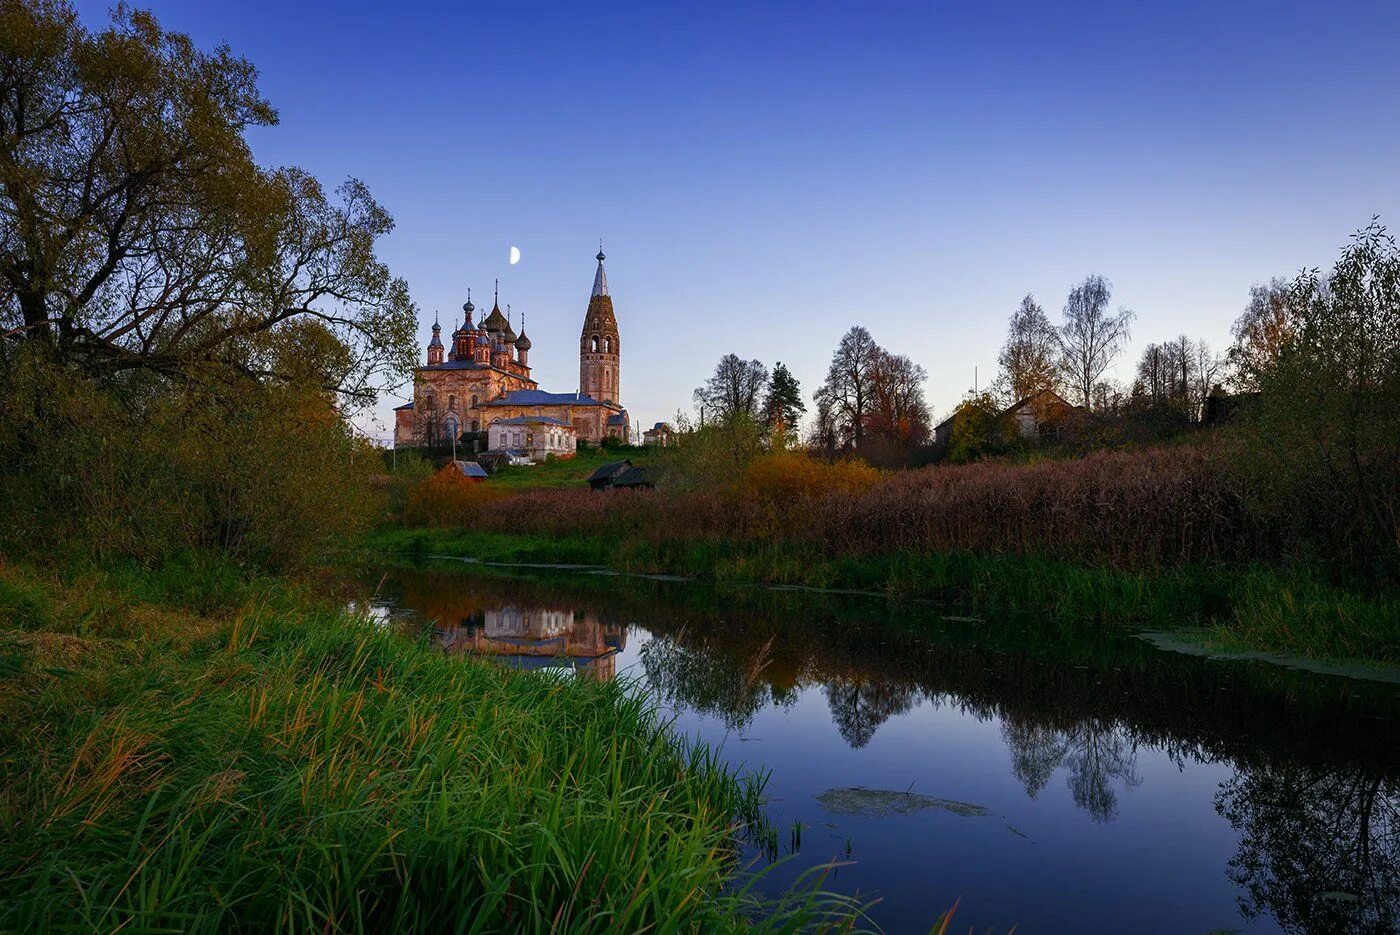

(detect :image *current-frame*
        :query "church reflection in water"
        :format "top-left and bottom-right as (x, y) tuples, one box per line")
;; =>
(398, 582), (626, 680)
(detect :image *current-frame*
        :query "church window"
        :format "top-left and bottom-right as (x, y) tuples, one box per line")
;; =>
(591, 335), (600, 352)
(604, 336), (612, 353)
(448, 394), (456, 411)
(471, 420), (480, 432)
(471, 394), (478, 407)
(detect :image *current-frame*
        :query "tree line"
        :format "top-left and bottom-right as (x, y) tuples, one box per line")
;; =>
(691, 326), (934, 465)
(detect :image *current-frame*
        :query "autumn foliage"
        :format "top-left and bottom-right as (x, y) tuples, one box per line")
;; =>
(403, 444), (1265, 571)
(403, 467), (501, 528)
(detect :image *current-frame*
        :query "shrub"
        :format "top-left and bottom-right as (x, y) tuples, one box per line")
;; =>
(1235, 220), (1400, 575)
(0, 347), (380, 572)
(402, 467), (501, 528)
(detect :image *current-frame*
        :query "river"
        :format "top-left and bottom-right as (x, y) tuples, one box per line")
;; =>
(355, 560), (1399, 933)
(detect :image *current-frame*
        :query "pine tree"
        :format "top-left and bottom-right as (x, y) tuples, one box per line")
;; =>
(762, 362), (806, 439)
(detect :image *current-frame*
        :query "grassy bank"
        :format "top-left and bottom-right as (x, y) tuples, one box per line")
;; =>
(366, 527), (1400, 664)
(483, 445), (649, 490)
(0, 557), (850, 932)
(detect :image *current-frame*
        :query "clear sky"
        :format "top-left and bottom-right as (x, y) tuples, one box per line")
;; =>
(74, 0), (1400, 439)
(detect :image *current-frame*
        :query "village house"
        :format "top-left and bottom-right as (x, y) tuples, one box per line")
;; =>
(642, 422), (675, 447)
(394, 250), (630, 448)
(934, 388), (1086, 449)
(486, 415), (577, 462)
(1001, 389), (1085, 441)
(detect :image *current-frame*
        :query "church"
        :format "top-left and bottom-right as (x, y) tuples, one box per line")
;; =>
(394, 250), (630, 451)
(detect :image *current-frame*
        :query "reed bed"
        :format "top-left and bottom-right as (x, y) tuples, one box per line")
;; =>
(382, 445), (1399, 662)
(425, 445), (1261, 570)
(0, 562), (859, 933)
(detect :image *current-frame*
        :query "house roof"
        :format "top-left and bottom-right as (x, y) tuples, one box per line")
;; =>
(611, 465), (657, 488)
(480, 389), (617, 408)
(1001, 388), (1077, 417)
(393, 401), (415, 411)
(448, 460), (489, 478)
(648, 422), (672, 432)
(607, 413), (628, 426)
(491, 415), (575, 428)
(586, 459), (632, 483)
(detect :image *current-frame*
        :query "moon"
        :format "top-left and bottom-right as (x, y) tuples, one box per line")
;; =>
(509, 245), (520, 265)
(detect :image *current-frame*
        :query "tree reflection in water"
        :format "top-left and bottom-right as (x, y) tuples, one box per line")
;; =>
(1001, 714), (1142, 822)
(370, 566), (1400, 931)
(822, 677), (918, 748)
(640, 631), (797, 731)
(1217, 765), (1398, 934)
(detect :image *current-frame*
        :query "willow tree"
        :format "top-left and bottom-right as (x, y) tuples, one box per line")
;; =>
(0, 0), (416, 405)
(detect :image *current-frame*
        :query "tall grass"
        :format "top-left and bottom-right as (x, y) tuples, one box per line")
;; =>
(379, 446), (1399, 662)
(408, 446), (1261, 570)
(0, 562), (859, 932)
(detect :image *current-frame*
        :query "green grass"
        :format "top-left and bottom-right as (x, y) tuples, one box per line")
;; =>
(0, 558), (859, 933)
(364, 528), (1400, 665)
(484, 445), (650, 490)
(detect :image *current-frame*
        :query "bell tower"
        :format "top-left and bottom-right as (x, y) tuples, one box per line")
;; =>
(579, 248), (620, 404)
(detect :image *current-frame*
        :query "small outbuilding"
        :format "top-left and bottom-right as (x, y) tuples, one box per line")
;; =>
(610, 465), (658, 490)
(445, 460), (489, 481)
(586, 459), (633, 490)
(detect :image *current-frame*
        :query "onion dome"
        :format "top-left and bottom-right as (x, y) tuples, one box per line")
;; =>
(480, 299), (510, 335)
(461, 291), (475, 330)
(428, 316), (443, 348)
(515, 312), (532, 351)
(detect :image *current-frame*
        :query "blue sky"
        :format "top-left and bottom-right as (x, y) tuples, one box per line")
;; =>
(75, 1), (1400, 438)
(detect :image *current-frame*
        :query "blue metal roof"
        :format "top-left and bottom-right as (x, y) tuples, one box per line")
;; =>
(481, 389), (610, 407)
(491, 415), (574, 428)
(449, 460), (489, 478)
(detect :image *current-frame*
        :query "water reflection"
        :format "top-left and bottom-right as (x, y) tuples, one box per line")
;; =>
(1219, 765), (1398, 932)
(1001, 716), (1142, 822)
(823, 679), (917, 749)
(365, 564), (1400, 933)
(389, 576), (625, 680)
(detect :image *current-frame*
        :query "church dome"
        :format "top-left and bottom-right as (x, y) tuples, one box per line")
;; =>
(480, 300), (509, 334)
(515, 330), (532, 351)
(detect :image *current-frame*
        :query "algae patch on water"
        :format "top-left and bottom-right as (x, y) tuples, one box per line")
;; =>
(816, 787), (993, 818)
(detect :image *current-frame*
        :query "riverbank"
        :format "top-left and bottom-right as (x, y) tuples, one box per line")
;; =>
(0, 556), (850, 932)
(365, 527), (1400, 665)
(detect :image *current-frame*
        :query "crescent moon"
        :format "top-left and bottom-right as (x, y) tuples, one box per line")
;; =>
(509, 246), (521, 265)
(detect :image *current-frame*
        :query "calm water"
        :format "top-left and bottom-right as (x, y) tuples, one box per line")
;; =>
(358, 562), (1399, 934)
